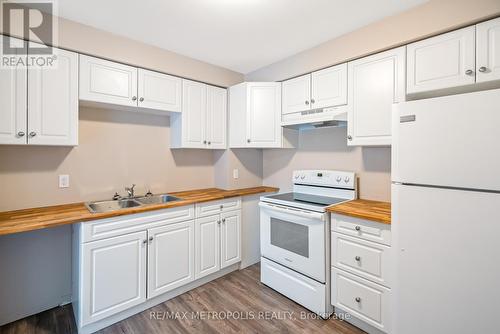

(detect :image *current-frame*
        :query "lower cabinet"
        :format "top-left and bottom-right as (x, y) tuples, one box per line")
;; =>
(195, 209), (241, 279)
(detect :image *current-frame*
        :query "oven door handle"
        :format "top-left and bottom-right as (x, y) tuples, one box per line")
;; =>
(259, 202), (325, 221)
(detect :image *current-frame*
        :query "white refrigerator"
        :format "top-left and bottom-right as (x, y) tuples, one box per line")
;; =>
(392, 89), (500, 334)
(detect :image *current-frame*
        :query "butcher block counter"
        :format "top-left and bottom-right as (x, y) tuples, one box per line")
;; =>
(0, 186), (278, 236)
(327, 199), (391, 224)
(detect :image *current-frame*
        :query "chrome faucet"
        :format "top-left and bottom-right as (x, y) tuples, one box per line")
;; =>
(125, 184), (136, 198)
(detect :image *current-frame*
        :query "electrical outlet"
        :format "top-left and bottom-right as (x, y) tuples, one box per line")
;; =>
(59, 174), (70, 188)
(233, 169), (239, 179)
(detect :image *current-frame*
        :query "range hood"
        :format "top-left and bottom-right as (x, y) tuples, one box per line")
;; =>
(281, 106), (347, 130)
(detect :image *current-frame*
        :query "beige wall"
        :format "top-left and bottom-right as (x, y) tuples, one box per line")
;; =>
(246, 0), (500, 81)
(214, 149), (263, 190)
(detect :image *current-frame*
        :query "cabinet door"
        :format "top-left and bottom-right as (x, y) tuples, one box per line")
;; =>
(79, 55), (138, 107)
(81, 231), (147, 326)
(476, 17), (500, 83)
(407, 26), (475, 94)
(282, 74), (310, 114)
(311, 63), (347, 109)
(28, 44), (78, 146)
(147, 221), (194, 299)
(0, 37), (27, 145)
(347, 46), (405, 146)
(181, 80), (207, 148)
(220, 210), (241, 269)
(195, 215), (220, 279)
(246, 83), (281, 148)
(137, 69), (181, 112)
(206, 85), (227, 149)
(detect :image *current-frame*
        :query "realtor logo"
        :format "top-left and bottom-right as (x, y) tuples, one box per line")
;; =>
(1, 0), (57, 68)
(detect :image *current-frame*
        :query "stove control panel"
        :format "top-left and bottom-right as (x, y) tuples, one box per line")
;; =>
(292, 170), (356, 189)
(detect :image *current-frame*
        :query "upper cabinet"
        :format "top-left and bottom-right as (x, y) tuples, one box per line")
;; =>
(282, 63), (347, 115)
(476, 17), (500, 83)
(80, 55), (181, 114)
(347, 47), (406, 146)
(407, 26), (476, 95)
(0, 37), (78, 146)
(170, 79), (227, 149)
(229, 82), (297, 148)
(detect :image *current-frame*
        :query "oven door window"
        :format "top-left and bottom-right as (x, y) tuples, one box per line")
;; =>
(270, 218), (309, 258)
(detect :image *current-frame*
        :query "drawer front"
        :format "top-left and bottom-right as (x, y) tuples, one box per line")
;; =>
(332, 232), (392, 287)
(331, 268), (391, 333)
(332, 214), (391, 246)
(195, 197), (241, 218)
(82, 205), (195, 243)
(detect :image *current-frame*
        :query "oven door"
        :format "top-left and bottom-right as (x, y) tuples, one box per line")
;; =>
(259, 201), (327, 283)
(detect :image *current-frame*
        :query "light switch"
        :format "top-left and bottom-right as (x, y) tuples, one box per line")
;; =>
(59, 174), (69, 188)
(233, 169), (239, 179)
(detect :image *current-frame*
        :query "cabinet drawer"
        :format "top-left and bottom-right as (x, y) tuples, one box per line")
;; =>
(195, 197), (241, 218)
(332, 214), (391, 246)
(81, 205), (194, 243)
(331, 268), (391, 333)
(332, 232), (391, 287)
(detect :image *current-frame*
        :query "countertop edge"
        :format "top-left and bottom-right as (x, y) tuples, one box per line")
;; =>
(326, 199), (391, 225)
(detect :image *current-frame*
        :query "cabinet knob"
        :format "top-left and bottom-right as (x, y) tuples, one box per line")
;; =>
(305, 100), (309, 105)
(222, 218), (226, 223)
(478, 66), (488, 73)
(355, 256), (361, 261)
(347, 135), (353, 141)
(310, 99), (315, 104)
(465, 69), (474, 75)
(132, 96), (137, 101)
(17, 131), (25, 137)
(217, 220), (221, 225)
(355, 226), (361, 231)
(247, 139), (251, 143)
(220, 205), (224, 209)
(149, 236), (153, 242)
(29, 132), (36, 137)
(142, 239), (148, 244)
(208, 141), (211, 145)
(355, 297), (361, 303)
(139, 97), (144, 102)
(203, 140), (207, 144)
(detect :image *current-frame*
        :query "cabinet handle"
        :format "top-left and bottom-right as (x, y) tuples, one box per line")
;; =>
(347, 135), (353, 141)
(355, 297), (361, 303)
(305, 100), (309, 105)
(17, 131), (25, 137)
(355, 256), (361, 261)
(149, 236), (153, 242)
(139, 97), (144, 102)
(465, 69), (474, 75)
(355, 225), (361, 231)
(132, 96), (137, 101)
(478, 66), (487, 73)
(247, 139), (251, 143)
(29, 132), (36, 137)
(310, 99), (315, 104)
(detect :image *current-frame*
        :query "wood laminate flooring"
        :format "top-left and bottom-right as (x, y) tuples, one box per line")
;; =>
(0, 263), (365, 334)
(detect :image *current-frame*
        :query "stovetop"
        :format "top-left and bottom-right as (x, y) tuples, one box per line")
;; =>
(261, 192), (349, 212)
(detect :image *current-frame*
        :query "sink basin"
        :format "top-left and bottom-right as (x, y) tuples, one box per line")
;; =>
(136, 194), (181, 205)
(86, 199), (142, 213)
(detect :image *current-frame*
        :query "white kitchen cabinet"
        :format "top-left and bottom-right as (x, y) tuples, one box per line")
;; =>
(171, 79), (227, 149)
(28, 43), (78, 146)
(0, 37), (27, 145)
(282, 74), (311, 114)
(476, 17), (500, 83)
(147, 220), (195, 298)
(137, 69), (181, 113)
(407, 26), (476, 94)
(347, 46), (405, 146)
(80, 231), (147, 326)
(195, 215), (220, 279)
(282, 64), (347, 116)
(220, 210), (241, 269)
(0, 37), (78, 146)
(229, 82), (296, 148)
(80, 55), (138, 107)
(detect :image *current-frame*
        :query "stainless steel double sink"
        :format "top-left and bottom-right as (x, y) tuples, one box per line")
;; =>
(85, 194), (181, 213)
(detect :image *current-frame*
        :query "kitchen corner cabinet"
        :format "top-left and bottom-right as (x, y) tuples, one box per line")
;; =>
(282, 63), (347, 115)
(170, 79), (227, 149)
(0, 36), (78, 146)
(229, 82), (297, 148)
(79, 55), (182, 114)
(476, 17), (500, 83)
(347, 46), (405, 146)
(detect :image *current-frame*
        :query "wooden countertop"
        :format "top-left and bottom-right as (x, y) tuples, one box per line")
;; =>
(326, 199), (391, 224)
(0, 186), (278, 236)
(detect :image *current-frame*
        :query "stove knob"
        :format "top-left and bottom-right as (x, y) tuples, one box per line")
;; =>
(336, 176), (342, 182)
(294, 175), (300, 179)
(344, 177), (350, 183)
(300, 175), (306, 180)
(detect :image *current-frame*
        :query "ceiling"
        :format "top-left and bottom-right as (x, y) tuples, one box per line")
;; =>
(55, 0), (428, 74)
